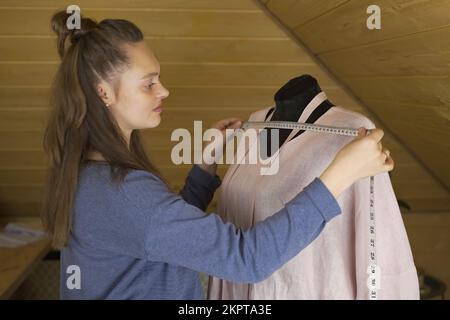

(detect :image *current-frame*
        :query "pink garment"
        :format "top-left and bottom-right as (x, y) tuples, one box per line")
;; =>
(208, 92), (419, 300)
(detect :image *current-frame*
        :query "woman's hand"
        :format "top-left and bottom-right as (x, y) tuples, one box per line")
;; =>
(212, 118), (243, 138)
(197, 118), (242, 176)
(320, 128), (394, 198)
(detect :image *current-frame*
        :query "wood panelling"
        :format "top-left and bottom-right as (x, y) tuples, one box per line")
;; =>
(266, 0), (349, 29)
(0, 86), (277, 109)
(291, 0), (450, 54)
(261, 0), (450, 193)
(0, 86), (358, 109)
(404, 212), (450, 299)
(0, 1), (446, 298)
(0, 8), (285, 38)
(0, 0), (259, 10)
(0, 62), (336, 87)
(0, 107), (254, 131)
(320, 27), (450, 77)
(0, 0), (448, 221)
(261, 0), (450, 296)
(364, 100), (450, 185)
(342, 76), (450, 106)
(0, 37), (311, 63)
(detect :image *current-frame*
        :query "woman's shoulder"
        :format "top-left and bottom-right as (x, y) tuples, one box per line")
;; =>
(122, 167), (161, 183)
(72, 164), (165, 256)
(82, 161), (160, 180)
(75, 163), (172, 222)
(117, 167), (174, 210)
(79, 163), (168, 201)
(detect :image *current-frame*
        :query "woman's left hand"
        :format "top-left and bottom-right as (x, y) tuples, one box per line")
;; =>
(212, 117), (242, 139)
(198, 118), (242, 176)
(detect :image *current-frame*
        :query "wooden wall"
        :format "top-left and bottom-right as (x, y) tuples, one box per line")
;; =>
(258, 0), (450, 299)
(0, 0), (448, 217)
(260, 0), (449, 208)
(0, 0), (448, 299)
(404, 212), (450, 299)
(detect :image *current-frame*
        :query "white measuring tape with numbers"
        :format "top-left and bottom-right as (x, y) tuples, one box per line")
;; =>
(239, 120), (379, 300)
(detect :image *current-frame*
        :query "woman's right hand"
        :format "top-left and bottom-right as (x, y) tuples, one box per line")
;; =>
(319, 128), (394, 198)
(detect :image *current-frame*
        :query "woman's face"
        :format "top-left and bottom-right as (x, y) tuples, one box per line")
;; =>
(101, 41), (169, 136)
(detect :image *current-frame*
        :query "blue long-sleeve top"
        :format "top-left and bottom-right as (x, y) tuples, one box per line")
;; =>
(60, 162), (341, 299)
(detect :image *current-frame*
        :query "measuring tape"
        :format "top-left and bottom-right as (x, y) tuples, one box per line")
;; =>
(239, 120), (378, 300)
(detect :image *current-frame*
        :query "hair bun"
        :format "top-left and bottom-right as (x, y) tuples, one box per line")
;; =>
(70, 18), (97, 43)
(51, 10), (98, 58)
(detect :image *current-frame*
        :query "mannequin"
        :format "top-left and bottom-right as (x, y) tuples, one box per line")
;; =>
(262, 75), (333, 158)
(207, 75), (419, 300)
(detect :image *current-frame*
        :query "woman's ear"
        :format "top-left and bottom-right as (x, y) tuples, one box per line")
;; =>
(96, 81), (116, 107)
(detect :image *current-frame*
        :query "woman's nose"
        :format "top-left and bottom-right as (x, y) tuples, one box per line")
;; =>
(158, 84), (169, 99)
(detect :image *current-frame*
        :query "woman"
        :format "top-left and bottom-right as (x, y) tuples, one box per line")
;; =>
(42, 11), (393, 299)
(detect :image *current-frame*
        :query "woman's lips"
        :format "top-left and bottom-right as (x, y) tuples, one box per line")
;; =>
(153, 105), (162, 113)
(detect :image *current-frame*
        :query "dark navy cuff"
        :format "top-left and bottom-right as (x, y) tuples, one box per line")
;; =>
(303, 178), (341, 222)
(189, 165), (222, 190)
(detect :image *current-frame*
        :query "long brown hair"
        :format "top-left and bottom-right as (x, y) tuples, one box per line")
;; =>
(42, 11), (163, 249)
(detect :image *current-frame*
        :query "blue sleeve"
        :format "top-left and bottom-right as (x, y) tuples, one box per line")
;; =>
(179, 165), (221, 211)
(118, 170), (341, 283)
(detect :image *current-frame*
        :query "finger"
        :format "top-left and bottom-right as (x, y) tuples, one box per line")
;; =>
(377, 142), (383, 151)
(221, 117), (242, 126)
(357, 127), (367, 137)
(384, 157), (395, 171)
(228, 120), (242, 129)
(380, 148), (391, 161)
(366, 128), (384, 142)
(218, 118), (242, 130)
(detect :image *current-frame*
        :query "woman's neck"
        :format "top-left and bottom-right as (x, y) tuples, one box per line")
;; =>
(86, 150), (106, 161)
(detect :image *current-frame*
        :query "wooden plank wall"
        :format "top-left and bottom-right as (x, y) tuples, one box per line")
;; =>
(0, 0), (447, 300)
(0, 0), (447, 219)
(404, 212), (450, 299)
(258, 0), (450, 299)
(260, 0), (449, 205)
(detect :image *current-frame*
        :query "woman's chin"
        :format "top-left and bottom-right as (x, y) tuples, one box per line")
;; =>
(146, 115), (162, 128)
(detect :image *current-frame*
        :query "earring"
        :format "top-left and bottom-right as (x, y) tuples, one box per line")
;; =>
(105, 103), (110, 107)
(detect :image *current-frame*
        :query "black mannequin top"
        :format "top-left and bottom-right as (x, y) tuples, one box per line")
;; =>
(261, 74), (334, 158)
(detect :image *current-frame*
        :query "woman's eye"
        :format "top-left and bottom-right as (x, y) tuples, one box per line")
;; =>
(146, 83), (155, 88)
